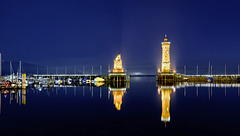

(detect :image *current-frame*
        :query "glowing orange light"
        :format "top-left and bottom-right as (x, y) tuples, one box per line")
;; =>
(113, 53), (124, 73)
(161, 88), (171, 124)
(112, 91), (125, 110)
(160, 34), (171, 73)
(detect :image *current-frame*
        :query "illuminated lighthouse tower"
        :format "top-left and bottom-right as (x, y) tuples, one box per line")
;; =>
(157, 34), (175, 83)
(161, 34), (171, 73)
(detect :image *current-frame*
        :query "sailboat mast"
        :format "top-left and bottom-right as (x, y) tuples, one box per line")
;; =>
(10, 61), (12, 75)
(208, 61), (210, 75)
(19, 61), (22, 77)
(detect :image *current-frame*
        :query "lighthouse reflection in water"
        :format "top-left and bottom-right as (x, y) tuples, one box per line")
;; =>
(109, 82), (129, 111)
(158, 83), (175, 126)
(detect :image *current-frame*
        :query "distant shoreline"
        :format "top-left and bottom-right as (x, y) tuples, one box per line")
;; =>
(130, 75), (156, 77)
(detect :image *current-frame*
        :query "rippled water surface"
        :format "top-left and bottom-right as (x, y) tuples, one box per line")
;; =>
(0, 77), (240, 136)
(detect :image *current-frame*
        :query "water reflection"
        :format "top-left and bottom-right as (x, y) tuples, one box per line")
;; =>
(157, 82), (240, 127)
(158, 84), (174, 126)
(22, 89), (26, 105)
(108, 82), (128, 111)
(0, 82), (130, 114)
(109, 87), (126, 111)
(0, 89), (27, 106)
(0, 82), (239, 117)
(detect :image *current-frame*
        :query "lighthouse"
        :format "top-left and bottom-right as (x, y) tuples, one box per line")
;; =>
(157, 34), (176, 83)
(161, 34), (171, 73)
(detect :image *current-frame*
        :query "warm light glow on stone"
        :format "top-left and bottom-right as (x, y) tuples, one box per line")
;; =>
(113, 53), (124, 73)
(161, 35), (171, 73)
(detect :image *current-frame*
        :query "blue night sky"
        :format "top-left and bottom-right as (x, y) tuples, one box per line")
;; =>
(0, 0), (240, 75)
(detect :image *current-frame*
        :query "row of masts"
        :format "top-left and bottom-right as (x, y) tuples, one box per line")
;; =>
(9, 61), (22, 77)
(6, 61), (240, 76)
(183, 63), (240, 75)
(38, 65), (111, 75)
(8, 61), (110, 76)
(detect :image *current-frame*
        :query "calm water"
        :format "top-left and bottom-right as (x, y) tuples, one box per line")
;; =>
(1, 77), (240, 136)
